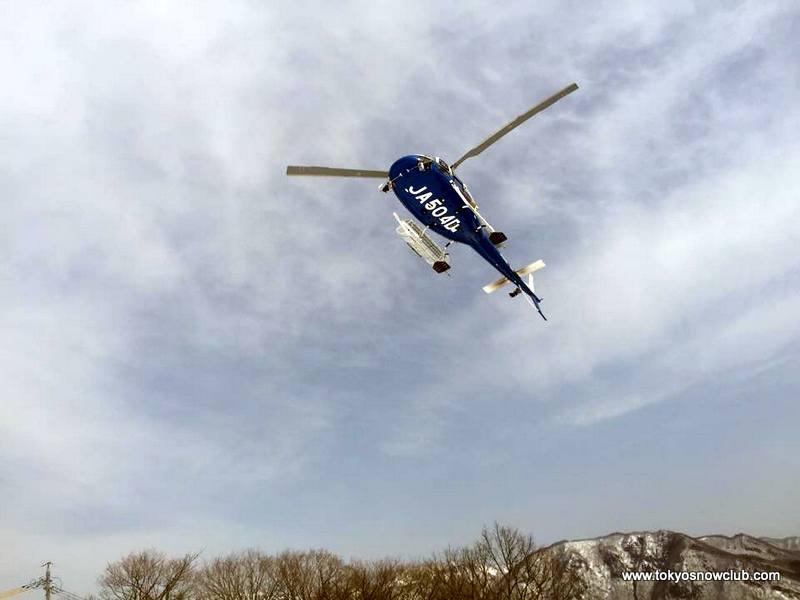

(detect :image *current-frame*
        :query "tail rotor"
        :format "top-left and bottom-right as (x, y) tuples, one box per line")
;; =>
(482, 260), (547, 320)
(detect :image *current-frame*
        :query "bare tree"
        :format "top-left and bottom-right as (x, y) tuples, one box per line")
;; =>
(478, 523), (537, 600)
(274, 550), (346, 600)
(403, 560), (444, 600)
(429, 545), (495, 600)
(520, 548), (586, 600)
(339, 559), (411, 600)
(95, 524), (584, 600)
(426, 525), (585, 600)
(98, 550), (198, 600)
(195, 550), (280, 600)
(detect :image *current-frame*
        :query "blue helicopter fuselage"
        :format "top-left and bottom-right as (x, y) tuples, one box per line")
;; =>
(388, 154), (538, 303)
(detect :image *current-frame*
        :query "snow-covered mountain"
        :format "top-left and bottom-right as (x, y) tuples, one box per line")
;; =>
(760, 537), (800, 553)
(543, 530), (800, 599)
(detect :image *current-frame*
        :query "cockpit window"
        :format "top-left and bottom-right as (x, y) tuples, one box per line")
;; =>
(435, 157), (452, 175)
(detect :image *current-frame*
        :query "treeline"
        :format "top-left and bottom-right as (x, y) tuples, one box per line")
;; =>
(95, 525), (585, 600)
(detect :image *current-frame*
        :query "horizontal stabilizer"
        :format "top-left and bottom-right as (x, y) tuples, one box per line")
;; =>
(482, 259), (545, 293)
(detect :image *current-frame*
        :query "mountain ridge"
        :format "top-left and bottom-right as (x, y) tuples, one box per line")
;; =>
(541, 530), (800, 599)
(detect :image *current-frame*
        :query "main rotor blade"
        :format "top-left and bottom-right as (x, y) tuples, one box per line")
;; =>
(286, 165), (389, 178)
(451, 82), (578, 170)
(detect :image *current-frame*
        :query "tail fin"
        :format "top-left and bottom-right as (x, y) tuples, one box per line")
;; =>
(522, 274), (547, 320)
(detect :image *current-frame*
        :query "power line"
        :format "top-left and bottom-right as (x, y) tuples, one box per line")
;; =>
(2, 565), (84, 600)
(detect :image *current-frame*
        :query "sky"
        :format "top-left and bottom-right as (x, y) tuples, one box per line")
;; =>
(1, 0), (799, 595)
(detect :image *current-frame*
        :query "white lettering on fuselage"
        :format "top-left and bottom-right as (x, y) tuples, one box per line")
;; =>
(404, 185), (461, 232)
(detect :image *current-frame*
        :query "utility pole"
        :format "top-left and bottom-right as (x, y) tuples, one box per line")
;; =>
(41, 563), (52, 600)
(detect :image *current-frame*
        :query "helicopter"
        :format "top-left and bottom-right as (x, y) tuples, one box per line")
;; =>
(286, 82), (579, 320)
